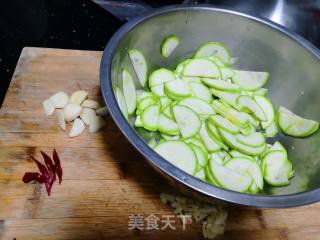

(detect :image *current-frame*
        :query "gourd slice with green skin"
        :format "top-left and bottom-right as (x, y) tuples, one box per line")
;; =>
(134, 115), (143, 127)
(162, 104), (174, 120)
(210, 152), (225, 165)
(194, 42), (231, 64)
(172, 105), (201, 139)
(224, 157), (264, 190)
(254, 95), (275, 129)
(128, 49), (148, 87)
(205, 165), (219, 186)
(199, 122), (222, 152)
(220, 67), (235, 80)
(122, 70), (137, 115)
(237, 95), (267, 121)
(211, 89), (240, 109)
(149, 68), (176, 87)
(161, 35), (180, 58)
(136, 90), (153, 101)
(158, 113), (180, 135)
(209, 115), (240, 134)
(184, 137), (208, 154)
(182, 58), (220, 78)
(263, 122), (278, 138)
(194, 168), (206, 181)
(208, 56), (227, 67)
(236, 131), (265, 148)
(159, 96), (172, 110)
(160, 133), (180, 141)
(164, 79), (191, 99)
(178, 97), (215, 118)
(141, 104), (160, 131)
(189, 82), (212, 103)
(190, 143), (208, 168)
(218, 128), (266, 156)
(255, 88), (268, 96)
(208, 160), (253, 192)
(151, 84), (165, 97)
(206, 121), (229, 151)
(277, 106), (319, 137)
(261, 150), (293, 186)
(181, 76), (202, 83)
(231, 70), (269, 90)
(148, 135), (157, 148)
(154, 140), (198, 175)
(115, 87), (128, 119)
(136, 96), (157, 114)
(175, 59), (191, 75)
(202, 78), (240, 91)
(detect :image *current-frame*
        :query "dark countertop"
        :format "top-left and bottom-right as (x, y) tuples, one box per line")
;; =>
(1, 0), (319, 106)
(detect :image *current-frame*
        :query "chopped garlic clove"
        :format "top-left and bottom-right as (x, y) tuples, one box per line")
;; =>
(89, 115), (106, 133)
(50, 91), (69, 108)
(96, 106), (109, 116)
(69, 90), (88, 105)
(69, 118), (85, 138)
(82, 99), (100, 109)
(63, 104), (82, 122)
(56, 109), (66, 130)
(80, 108), (96, 126)
(42, 99), (55, 116)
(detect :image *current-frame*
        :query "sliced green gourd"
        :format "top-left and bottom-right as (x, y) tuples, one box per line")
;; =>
(158, 113), (180, 135)
(206, 121), (229, 151)
(261, 150), (292, 186)
(134, 115), (143, 127)
(224, 157), (263, 190)
(277, 106), (319, 137)
(254, 95), (274, 129)
(136, 96), (157, 114)
(189, 82), (212, 103)
(185, 137), (208, 154)
(239, 123), (255, 136)
(218, 128), (266, 156)
(209, 160), (252, 192)
(263, 122), (278, 138)
(178, 97), (215, 118)
(115, 86), (128, 119)
(149, 68), (176, 87)
(190, 143), (208, 168)
(162, 104), (174, 119)
(194, 168), (206, 181)
(209, 56), (226, 67)
(164, 79), (191, 99)
(199, 122), (222, 152)
(122, 69), (137, 115)
(182, 58), (220, 78)
(154, 140), (197, 175)
(210, 152), (224, 165)
(209, 115), (240, 134)
(237, 95), (267, 121)
(176, 59), (191, 74)
(211, 89), (240, 108)
(136, 90), (153, 101)
(161, 35), (180, 58)
(255, 88), (268, 96)
(205, 165), (219, 186)
(151, 84), (165, 96)
(220, 67), (235, 80)
(128, 49), (147, 87)
(148, 134), (157, 148)
(141, 104), (160, 131)
(159, 96), (172, 110)
(202, 78), (240, 91)
(160, 133), (180, 140)
(172, 105), (201, 138)
(181, 76), (202, 83)
(236, 131), (265, 148)
(194, 42), (231, 63)
(211, 100), (248, 127)
(232, 70), (269, 91)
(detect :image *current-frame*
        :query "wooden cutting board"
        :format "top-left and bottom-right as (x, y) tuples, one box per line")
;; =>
(0, 47), (319, 240)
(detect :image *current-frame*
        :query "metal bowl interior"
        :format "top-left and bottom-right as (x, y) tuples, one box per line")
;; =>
(100, 5), (320, 207)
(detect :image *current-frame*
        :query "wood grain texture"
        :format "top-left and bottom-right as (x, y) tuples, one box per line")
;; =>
(0, 47), (319, 240)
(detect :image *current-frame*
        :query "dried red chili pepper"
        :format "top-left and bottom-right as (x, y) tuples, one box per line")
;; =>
(22, 149), (63, 196)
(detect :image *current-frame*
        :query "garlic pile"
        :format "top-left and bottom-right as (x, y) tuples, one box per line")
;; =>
(42, 90), (108, 138)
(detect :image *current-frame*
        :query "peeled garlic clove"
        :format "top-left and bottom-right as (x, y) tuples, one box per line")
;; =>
(89, 115), (106, 133)
(69, 118), (85, 138)
(42, 99), (55, 116)
(96, 106), (109, 116)
(50, 91), (69, 108)
(80, 108), (96, 126)
(81, 99), (100, 109)
(69, 90), (88, 105)
(56, 110), (66, 130)
(63, 104), (82, 122)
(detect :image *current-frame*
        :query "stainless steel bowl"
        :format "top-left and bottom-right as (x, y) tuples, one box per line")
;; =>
(100, 5), (320, 208)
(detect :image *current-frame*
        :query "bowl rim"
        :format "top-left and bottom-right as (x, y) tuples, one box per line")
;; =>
(100, 4), (320, 208)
